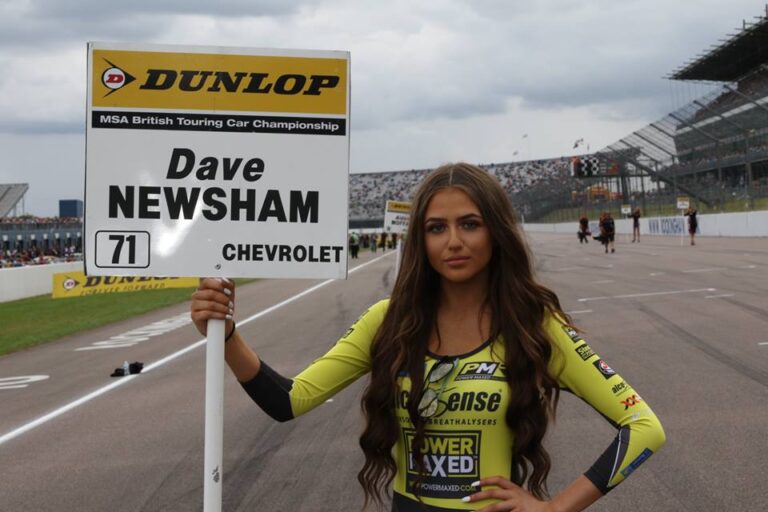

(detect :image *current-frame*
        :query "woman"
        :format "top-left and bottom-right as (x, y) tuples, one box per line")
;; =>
(190, 163), (665, 511)
(631, 208), (641, 243)
(577, 215), (590, 244)
(598, 212), (615, 254)
(685, 207), (698, 246)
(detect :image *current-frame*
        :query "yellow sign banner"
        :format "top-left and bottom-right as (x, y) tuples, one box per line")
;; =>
(92, 49), (347, 115)
(386, 201), (412, 214)
(52, 271), (198, 299)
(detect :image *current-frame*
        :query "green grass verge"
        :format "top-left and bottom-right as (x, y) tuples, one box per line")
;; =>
(0, 279), (254, 357)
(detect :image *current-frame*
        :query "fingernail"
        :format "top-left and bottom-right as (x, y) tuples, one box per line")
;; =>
(471, 480), (480, 487)
(461, 496), (471, 503)
(223, 288), (232, 296)
(228, 301), (233, 308)
(225, 314), (233, 320)
(228, 308), (234, 315)
(221, 277), (231, 283)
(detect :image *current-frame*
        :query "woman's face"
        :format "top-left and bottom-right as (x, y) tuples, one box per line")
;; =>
(423, 187), (493, 285)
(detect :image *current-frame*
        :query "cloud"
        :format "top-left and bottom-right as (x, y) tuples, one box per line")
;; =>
(0, 0), (766, 215)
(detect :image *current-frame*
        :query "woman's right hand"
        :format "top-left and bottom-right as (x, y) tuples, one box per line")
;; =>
(190, 277), (235, 336)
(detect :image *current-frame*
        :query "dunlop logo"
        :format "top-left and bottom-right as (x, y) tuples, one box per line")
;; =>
(91, 49), (348, 115)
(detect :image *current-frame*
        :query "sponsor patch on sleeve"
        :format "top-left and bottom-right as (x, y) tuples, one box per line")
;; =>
(574, 343), (595, 361)
(620, 448), (653, 478)
(561, 325), (583, 343)
(593, 359), (616, 379)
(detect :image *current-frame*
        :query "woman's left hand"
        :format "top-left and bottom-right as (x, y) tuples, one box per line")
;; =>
(463, 476), (553, 512)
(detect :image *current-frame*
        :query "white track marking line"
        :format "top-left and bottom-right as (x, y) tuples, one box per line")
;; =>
(649, 272), (665, 276)
(705, 294), (735, 299)
(552, 267), (579, 272)
(737, 265), (756, 269)
(759, 342), (768, 346)
(0, 252), (395, 447)
(578, 288), (716, 303)
(683, 268), (722, 273)
(593, 280), (614, 284)
(566, 310), (592, 315)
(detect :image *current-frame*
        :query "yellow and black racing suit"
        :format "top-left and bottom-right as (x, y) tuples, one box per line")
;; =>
(241, 299), (665, 511)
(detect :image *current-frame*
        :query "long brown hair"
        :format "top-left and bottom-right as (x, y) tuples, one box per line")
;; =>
(358, 163), (569, 508)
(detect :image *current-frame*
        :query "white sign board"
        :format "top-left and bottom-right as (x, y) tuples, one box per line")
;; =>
(676, 197), (690, 210)
(621, 205), (631, 215)
(85, 43), (350, 279)
(384, 200), (411, 234)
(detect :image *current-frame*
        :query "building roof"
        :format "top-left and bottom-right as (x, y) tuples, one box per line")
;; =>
(670, 15), (768, 82)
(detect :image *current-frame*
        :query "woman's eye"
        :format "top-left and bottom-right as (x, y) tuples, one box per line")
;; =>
(427, 224), (446, 233)
(461, 221), (479, 230)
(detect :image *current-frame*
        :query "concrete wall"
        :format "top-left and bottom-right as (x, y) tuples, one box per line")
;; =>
(524, 210), (768, 238)
(0, 262), (82, 303)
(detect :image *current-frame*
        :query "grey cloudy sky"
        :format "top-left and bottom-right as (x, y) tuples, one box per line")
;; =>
(0, 0), (762, 215)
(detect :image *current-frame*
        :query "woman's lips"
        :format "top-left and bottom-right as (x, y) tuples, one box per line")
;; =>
(444, 256), (470, 266)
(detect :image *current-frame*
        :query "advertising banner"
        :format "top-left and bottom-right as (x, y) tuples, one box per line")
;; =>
(384, 200), (411, 234)
(85, 43), (350, 278)
(52, 271), (198, 299)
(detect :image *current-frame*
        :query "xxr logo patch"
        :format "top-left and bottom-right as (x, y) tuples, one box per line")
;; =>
(620, 394), (643, 410)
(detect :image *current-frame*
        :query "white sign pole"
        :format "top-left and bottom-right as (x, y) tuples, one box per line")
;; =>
(204, 319), (225, 512)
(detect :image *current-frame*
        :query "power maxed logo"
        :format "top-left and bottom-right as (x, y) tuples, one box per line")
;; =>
(455, 361), (506, 381)
(405, 430), (481, 499)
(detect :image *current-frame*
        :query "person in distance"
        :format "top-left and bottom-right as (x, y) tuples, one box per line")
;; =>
(598, 212), (615, 254)
(190, 163), (665, 512)
(577, 215), (590, 244)
(630, 208), (641, 243)
(684, 207), (698, 246)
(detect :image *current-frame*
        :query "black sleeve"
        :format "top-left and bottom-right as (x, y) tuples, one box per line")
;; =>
(240, 361), (295, 422)
(584, 426), (631, 494)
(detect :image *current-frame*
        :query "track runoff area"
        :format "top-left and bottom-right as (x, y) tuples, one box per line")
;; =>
(0, 234), (766, 511)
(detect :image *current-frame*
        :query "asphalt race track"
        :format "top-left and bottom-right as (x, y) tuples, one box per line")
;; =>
(1, 233), (767, 511)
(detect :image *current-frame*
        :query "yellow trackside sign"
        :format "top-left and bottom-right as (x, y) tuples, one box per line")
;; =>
(384, 200), (411, 234)
(92, 49), (347, 115)
(53, 271), (198, 299)
(386, 201), (412, 214)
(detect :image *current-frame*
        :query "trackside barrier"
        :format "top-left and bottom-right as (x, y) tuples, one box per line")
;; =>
(0, 262), (82, 303)
(523, 210), (768, 238)
(2, 210), (766, 304)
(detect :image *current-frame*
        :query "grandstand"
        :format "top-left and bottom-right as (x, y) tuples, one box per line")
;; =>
(1, 182), (83, 266)
(592, 11), (768, 214)
(350, 12), (768, 226)
(349, 158), (574, 227)
(0, 184), (28, 218)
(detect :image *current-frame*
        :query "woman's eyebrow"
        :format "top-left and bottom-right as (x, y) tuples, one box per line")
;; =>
(425, 213), (482, 223)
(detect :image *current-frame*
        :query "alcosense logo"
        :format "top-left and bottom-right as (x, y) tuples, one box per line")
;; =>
(101, 59), (136, 96)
